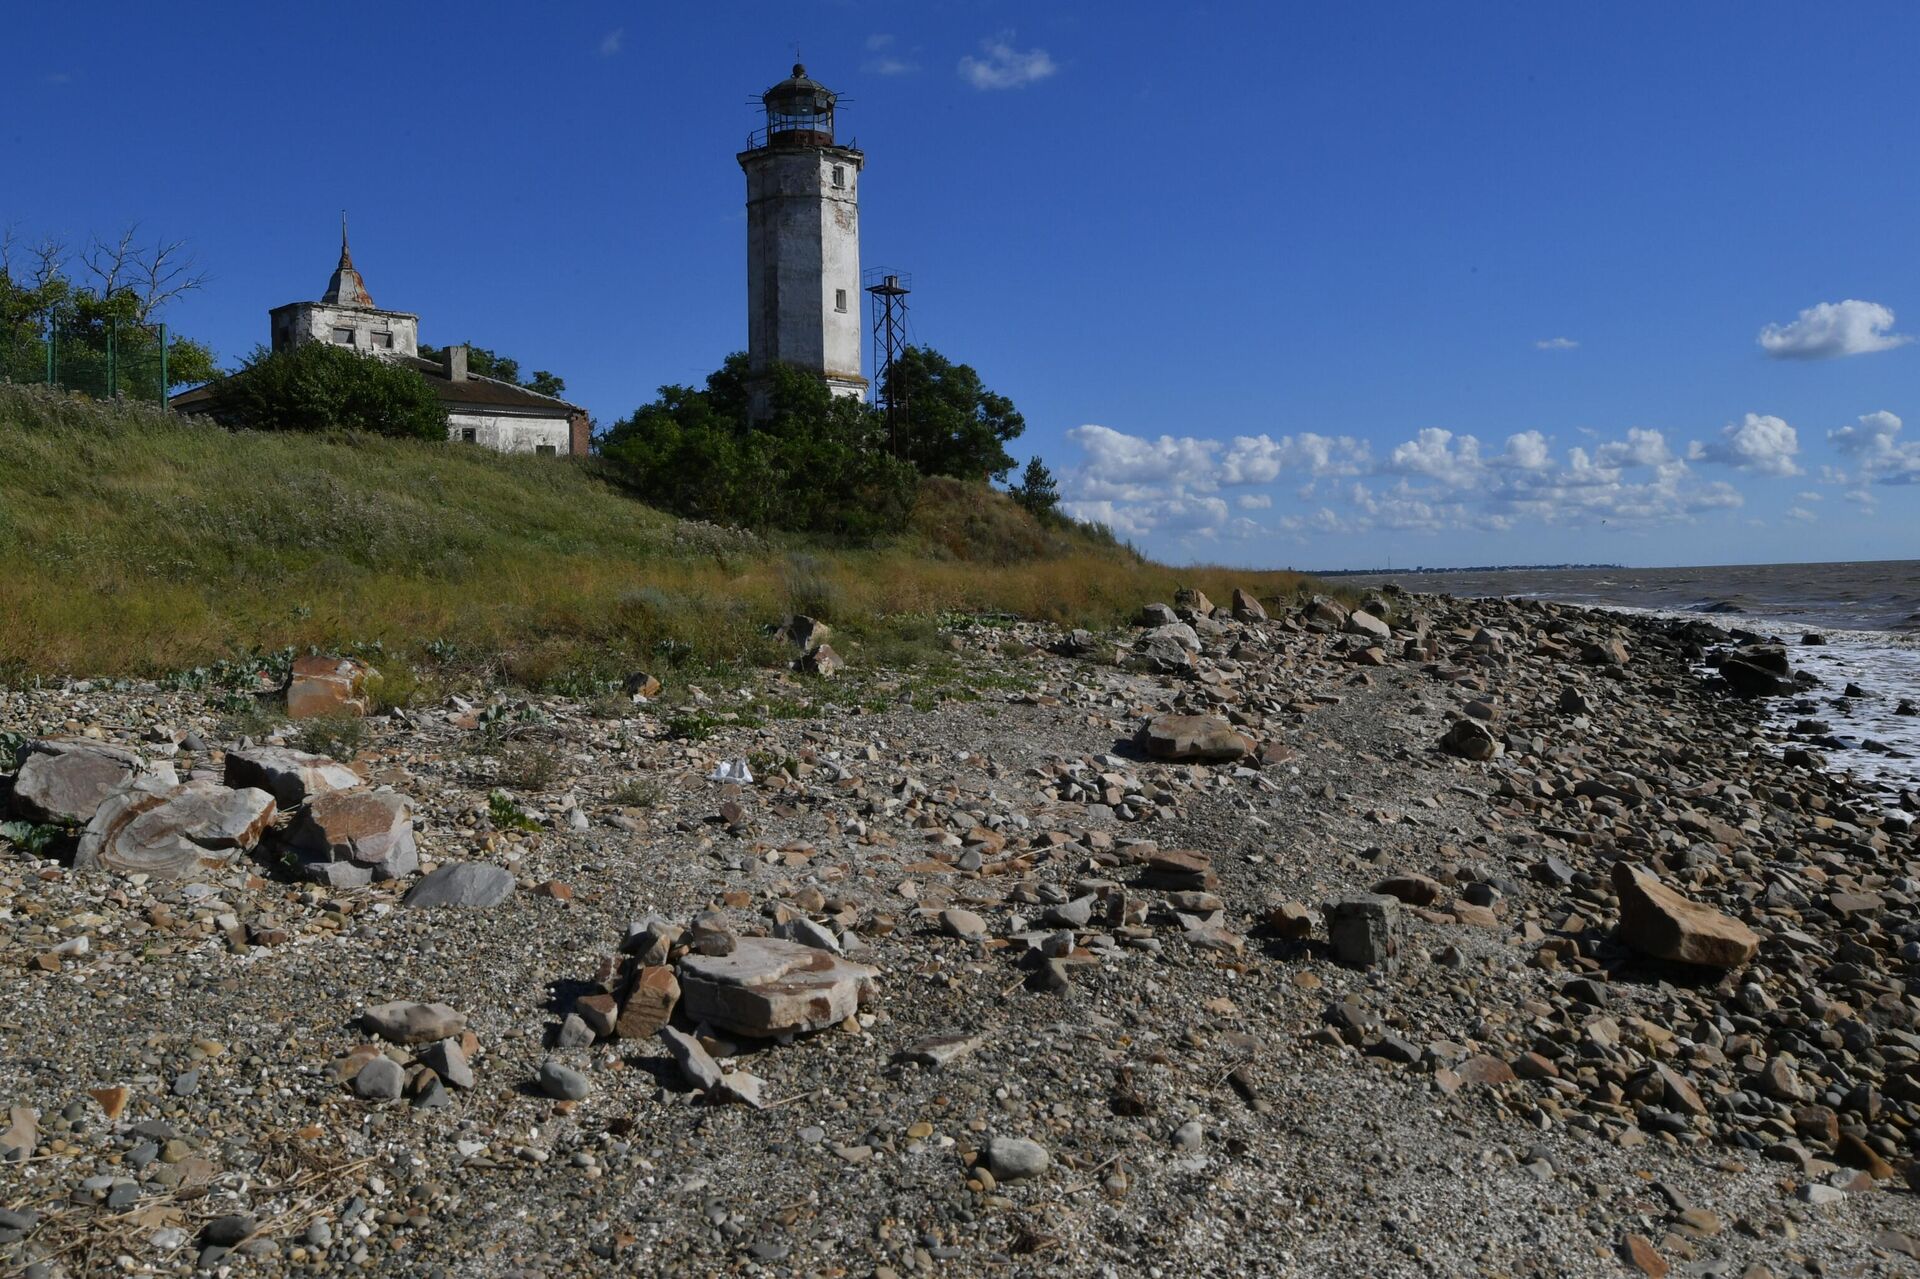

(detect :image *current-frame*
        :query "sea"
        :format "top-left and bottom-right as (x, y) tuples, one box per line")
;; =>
(1339, 560), (1920, 804)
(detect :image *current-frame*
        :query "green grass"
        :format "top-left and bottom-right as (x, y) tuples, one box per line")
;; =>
(0, 386), (1319, 680)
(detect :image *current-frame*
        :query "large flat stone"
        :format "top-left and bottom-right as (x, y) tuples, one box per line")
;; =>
(1138, 714), (1251, 762)
(677, 936), (878, 1038)
(403, 862), (515, 908)
(222, 746), (361, 808)
(1613, 862), (1759, 969)
(76, 778), (274, 879)
(11, 738), (150, 825)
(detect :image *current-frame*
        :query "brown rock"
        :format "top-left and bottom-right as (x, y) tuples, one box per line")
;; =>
(1138, 714), (1251, 762)
(676, 936), (879, 1038)
(287, 655), (372, 720)
(1372, 874), (1444, 907)
(1612, 862), (1759, 968)
(1834, 1133), (1894, 1179)
(1231, 587), (1268, 622)
(287, 787), (416, 880)
(615, 964), (680, 1038)
(89, 1086), (129, 1120)
(1454, 1055), (1516, 1086)
(1620, 1233), (1668, 1277)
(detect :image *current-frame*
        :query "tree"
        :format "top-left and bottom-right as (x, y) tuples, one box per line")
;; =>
(881, 346), (1025, 483)
(1010, 456), (1061, 518)
(0, 224), (215, 393)
(205, 343), (448, 439)
(601, 355), (918, 537)
(419, 341), (568, 400)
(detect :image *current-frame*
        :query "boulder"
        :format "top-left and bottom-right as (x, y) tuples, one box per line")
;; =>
(1343, 610), (1391, 642)
(287, 787), (417, 881)
(403, 862), (515, 909)
(286, 655), (372, 720)
(1440, 718), (1501, 761)
(222, 746), (361, 808)
(75, 778), (275, 879)
(775, 614), (831, 650)
(676, 936), (879, 1038)
(361, 1001), (466, 1045)
(1136, 603), (1178, 627)
(1303, 595), (1350, 628)
(1230, 587), (1268, 622)
(1612, 862), (1759, 968)
(10, 738), (150, 825)
(1172, 587), (1213, 619)
(1720, 652), (1792, 696)
(799, 643), (843, 678)
(1325, 894), (1400, 969)
(1136, 635), (1194, 674)
(1141, 622), (1201, 653)
(1372, 874), (1445, 908)
(1138, 714), (1251, 762)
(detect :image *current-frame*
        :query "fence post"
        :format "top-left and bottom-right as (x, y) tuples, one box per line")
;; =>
(108, 316), (118, 399)
(159, 323), (168, 406)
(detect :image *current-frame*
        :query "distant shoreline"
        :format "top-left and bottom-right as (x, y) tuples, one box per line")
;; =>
(1308, 563), (1624, 576)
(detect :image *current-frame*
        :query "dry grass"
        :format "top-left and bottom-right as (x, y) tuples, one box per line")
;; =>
(0, 386), (1316, 682)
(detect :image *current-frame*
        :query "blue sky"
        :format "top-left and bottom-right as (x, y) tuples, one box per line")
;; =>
(8, 2), (1916, 570)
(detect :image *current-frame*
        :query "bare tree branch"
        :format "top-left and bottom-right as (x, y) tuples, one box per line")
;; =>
(80, 224), (139, 298)
(29, 236), (66, 291)
(134, 234), (209, 323)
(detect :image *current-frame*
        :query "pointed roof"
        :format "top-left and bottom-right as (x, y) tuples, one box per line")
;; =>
(321, 217), (374, 308)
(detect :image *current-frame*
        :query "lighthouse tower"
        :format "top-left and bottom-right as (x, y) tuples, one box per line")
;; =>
(738, 64), (866, 410)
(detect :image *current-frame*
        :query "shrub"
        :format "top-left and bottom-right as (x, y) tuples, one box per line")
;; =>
(205, 343), (447, 439)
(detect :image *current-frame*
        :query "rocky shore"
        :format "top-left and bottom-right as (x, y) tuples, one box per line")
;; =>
(3, 588), (1918, 1277)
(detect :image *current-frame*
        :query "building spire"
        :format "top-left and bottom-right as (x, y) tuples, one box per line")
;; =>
(322, 213), (374, 308)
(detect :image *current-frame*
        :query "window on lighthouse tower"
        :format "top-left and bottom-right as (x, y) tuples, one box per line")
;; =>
(835, 289), (848, 313)
(832, 165), (845, 189)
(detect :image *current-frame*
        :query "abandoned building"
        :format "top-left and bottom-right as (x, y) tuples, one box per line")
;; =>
(740, 64), (867, 413)
(172, 230), (589, 456)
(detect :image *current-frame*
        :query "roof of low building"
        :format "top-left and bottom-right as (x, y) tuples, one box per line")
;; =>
(170, 356), (583, 418)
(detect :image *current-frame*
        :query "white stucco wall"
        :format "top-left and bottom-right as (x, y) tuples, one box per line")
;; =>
(740, 144), (866, 401)
(270, 302), (419, 359)
(446, 411), (571, 455)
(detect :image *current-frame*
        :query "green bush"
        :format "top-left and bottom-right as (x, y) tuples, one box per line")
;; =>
(206, 343), (447, 439)
(601, 356), (918, 537)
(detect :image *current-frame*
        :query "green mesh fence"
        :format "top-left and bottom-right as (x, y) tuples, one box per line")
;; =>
(0, 313), (171, 404)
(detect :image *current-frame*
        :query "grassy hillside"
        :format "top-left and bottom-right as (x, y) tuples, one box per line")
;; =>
(0, 386), (1313, 683)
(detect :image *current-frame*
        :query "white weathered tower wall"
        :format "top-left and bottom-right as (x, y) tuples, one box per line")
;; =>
(740, 145), (866, 402)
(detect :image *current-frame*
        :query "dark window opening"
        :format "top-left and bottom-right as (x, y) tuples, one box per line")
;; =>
(332, 327), (355, 345)
(371, 331), (393, 349)
(535, 444), (557, 457)
(834, 289), (848, 313)
(831, 164), (846, 189)
(460, 428), (477, 443)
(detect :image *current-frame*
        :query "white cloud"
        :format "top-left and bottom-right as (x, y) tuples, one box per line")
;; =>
(863, 35), (918, 76)
(865, 33), (895, 51)
(1497, 430), (1552, 471)
(959, 37), (1057, 90)
(1060, 417), (1752, 545)
(1785, 506), (1817, 523)
(1593, 427), (1673, 469)
(597, 28), (624, 57)
(1829, 410), (1920, 484)
(1535, 337), (1579, 351)
(1758, 300), (1912, 360)
(1690, 413), (1801, 476)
